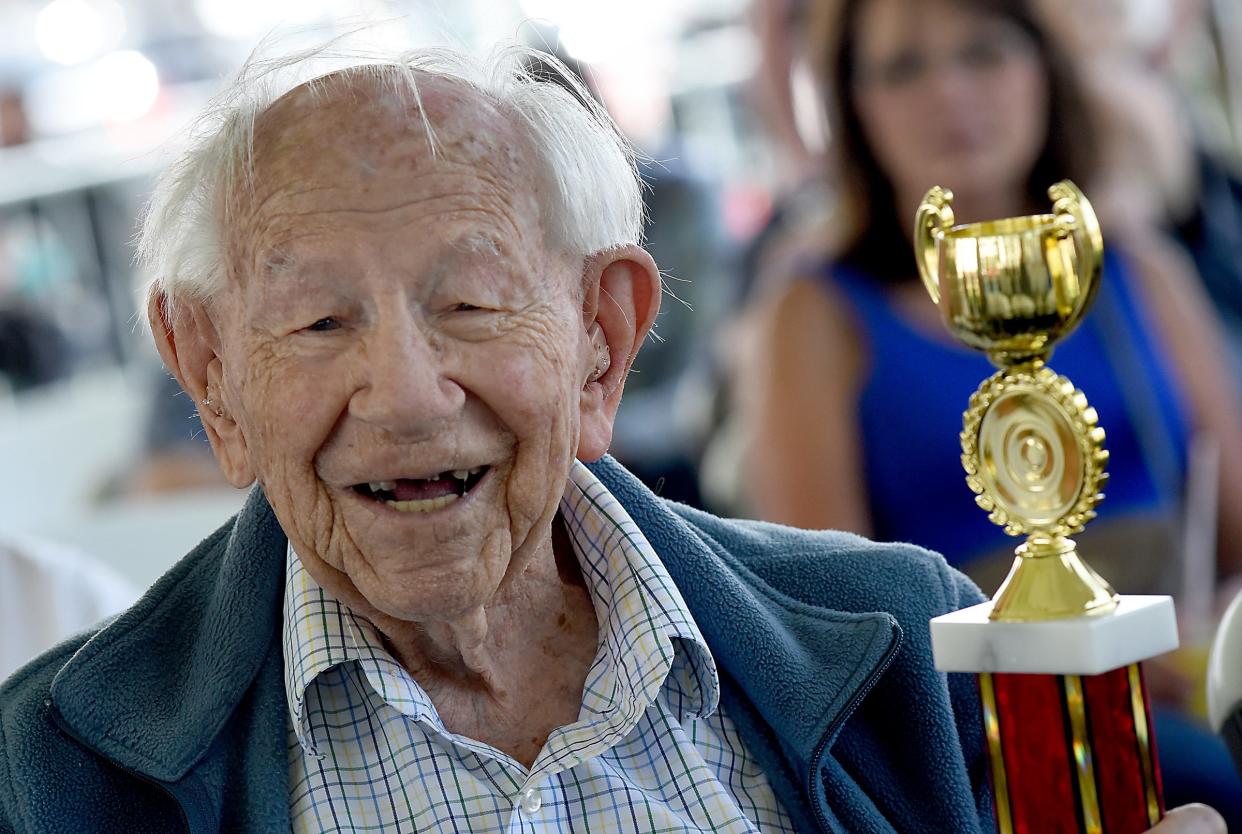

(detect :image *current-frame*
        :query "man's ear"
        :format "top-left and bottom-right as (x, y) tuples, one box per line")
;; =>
(147, 291), (255, 488)
(577, 244), (661, 461)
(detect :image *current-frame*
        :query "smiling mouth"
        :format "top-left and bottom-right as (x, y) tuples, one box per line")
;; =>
(352, 466), (489, 513)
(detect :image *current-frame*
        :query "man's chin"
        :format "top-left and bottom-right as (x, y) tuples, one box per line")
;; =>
(349, 555), (502, 624)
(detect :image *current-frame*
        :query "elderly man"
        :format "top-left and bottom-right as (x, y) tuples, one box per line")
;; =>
(0, 46), (1222, 834)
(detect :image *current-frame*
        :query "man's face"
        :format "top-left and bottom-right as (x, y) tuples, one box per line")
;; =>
(208, 76), (594, 623)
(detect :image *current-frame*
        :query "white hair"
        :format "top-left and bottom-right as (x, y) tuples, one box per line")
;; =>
(137, 40), (645, 309)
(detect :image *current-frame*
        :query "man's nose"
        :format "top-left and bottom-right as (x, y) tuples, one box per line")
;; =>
(350, 313), (464, 435)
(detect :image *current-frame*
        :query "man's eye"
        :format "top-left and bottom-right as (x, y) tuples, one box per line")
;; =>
(452, 303), (481, 313)
(306, 317), (340, 332)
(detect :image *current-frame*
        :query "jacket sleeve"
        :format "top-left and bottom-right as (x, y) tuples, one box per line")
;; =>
(936, 562), (997, 832)
(0, 710), (17, 834)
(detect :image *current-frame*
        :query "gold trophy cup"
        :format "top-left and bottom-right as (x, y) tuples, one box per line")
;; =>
(920, 181), (1174, 833)
(915, 180), (1114, 622)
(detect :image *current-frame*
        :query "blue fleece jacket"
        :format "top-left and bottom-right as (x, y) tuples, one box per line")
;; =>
(0, 456), (993, 833)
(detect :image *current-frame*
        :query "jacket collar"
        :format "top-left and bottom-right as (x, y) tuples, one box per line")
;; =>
(586, 456), (901, 781)
(49, 486), (287, 784)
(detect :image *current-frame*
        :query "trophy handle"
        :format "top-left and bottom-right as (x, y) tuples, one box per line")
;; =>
(915, 186), (955, 305)
(1049, 180), (1104, 307)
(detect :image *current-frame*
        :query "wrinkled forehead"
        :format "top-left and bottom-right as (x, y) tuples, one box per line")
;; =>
(223, 68), (550, 280)
(256, 69), (521, 167)
(240, 68), (539, 224)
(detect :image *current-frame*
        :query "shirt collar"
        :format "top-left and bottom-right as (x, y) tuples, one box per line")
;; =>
(281, 460), (719, 755)
(281, 548), (445, 753)
(281, 547), (341, 742)
(561, 460), (719, 721)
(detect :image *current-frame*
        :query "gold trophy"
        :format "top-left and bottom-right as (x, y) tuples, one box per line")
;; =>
(920, 182), (1177, 833)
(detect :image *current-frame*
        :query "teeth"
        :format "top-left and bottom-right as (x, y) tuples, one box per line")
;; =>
(385, 493), (459, 513)
(365, 467), (486, 497)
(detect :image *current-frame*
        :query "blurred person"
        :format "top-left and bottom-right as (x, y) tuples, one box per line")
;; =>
(740, 0), (840, 302)
(736, 0), (1242, 818)
(0, 211), (72, 392)
(741, 0), (1242, 582)
(0, 303), (72, 392)
(1036, 0), (1242, 376)
(0, 534), (136, 680)
(0, 86), (30, 148)
(751, 0), (822, 191)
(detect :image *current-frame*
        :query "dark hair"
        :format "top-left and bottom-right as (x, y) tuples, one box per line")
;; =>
(811, 0), (1098, 283)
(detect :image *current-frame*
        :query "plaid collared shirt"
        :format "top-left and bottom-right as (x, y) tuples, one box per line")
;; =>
(284, 461), (796, 833)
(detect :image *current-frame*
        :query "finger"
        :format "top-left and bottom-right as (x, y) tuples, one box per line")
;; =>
(1150, 803), (1227, 833)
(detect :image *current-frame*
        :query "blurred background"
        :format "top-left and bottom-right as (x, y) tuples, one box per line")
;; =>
(1, 0), (1237, 589)
(2, 0), (1242, 812)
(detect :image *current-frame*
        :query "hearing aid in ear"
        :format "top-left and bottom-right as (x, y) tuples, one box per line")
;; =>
(587, 323), (610, 382)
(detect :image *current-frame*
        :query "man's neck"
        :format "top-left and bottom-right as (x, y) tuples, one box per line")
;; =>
(376, 517), (600, 767)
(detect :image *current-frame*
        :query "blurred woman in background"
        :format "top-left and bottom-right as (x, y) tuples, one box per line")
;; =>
(736, 0), (1242, 816)
(740, 0), (1242, 591)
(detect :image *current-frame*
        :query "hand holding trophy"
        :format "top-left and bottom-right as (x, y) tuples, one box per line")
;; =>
(920, 181), (1180, 833)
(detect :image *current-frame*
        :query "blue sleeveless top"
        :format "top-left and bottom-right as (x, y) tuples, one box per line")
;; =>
(825, 248), (1190, 567)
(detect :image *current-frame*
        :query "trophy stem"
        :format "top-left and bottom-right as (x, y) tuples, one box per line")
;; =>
(986, 350), (1050, 370)
(990, 537), (1119, 622)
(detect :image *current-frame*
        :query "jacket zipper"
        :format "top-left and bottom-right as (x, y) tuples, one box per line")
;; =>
(807, 623), (903, 834)
(47, 701), (192, 834)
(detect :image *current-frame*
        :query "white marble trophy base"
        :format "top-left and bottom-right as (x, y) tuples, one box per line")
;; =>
(931, 595), (1178, 676)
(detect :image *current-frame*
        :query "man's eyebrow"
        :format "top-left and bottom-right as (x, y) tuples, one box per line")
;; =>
(253, 232), (507, 286)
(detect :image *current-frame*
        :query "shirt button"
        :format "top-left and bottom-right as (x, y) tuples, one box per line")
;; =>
(518, 786), (542, 814)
